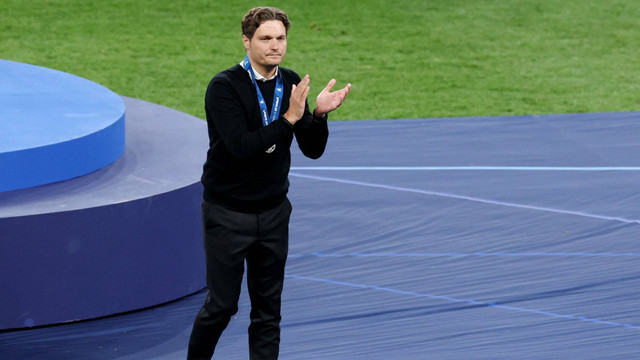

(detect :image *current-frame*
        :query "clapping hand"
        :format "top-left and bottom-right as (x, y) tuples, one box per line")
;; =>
(314, 79), (351, 117)
(284, 76), (351, 125)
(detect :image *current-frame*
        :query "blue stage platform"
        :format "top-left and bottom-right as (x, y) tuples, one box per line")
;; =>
(0, 61), (207, 330)
(0, 60), (125, 192)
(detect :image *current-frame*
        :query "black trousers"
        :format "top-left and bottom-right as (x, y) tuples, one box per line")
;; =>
(187, 198), (292, 360)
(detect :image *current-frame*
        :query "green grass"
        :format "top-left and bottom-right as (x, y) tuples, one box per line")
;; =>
(2, 0), (640, 120)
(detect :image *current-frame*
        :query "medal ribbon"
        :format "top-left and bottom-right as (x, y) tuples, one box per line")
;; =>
(243, 55), (283, 127)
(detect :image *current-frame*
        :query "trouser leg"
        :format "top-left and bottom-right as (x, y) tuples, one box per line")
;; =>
(246, 199), (292, 360)
(187, 201), (256, 360)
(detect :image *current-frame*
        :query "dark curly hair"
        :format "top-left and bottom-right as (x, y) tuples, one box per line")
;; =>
(241, 7), (290, 39)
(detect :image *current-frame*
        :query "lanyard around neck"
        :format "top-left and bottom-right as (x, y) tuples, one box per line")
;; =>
(242, 55), (284, 127)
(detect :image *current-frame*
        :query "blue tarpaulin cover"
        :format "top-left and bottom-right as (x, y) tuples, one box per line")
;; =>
(2, 112), (640, 359)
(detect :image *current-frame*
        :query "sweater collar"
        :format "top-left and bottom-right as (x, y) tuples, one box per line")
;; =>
(240, 61), (279, 82)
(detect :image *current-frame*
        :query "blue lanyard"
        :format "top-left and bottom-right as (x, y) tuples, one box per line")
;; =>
(242, 55), (284, 127)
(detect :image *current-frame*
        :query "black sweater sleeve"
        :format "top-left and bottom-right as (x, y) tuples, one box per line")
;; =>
(294, 111), (329, 159)
(280, 69), (329, 159)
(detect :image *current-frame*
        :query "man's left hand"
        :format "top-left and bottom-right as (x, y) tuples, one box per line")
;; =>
(314, 79), (351, 117)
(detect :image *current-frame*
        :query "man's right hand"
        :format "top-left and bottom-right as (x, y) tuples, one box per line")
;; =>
(283, 74), (310, 125)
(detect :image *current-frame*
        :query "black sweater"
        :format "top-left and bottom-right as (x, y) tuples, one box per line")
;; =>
(201, 64), (328, 212)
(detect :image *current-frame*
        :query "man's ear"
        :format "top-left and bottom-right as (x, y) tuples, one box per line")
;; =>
(242, 35), (250, 52)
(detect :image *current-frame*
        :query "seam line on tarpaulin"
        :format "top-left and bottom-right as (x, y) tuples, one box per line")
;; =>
(289, 252), (640, 258)
(291, 166), (640, 171)
(285, 274), (640, 330)
(288, 172), (640, 225)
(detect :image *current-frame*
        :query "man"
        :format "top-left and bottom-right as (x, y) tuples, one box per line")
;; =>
(187, 7), (350, 360)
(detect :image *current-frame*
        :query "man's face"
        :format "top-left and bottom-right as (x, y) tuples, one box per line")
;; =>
(243, 20), (287, 72)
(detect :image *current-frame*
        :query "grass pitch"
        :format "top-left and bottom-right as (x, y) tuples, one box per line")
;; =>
(2, 0), (639, 120)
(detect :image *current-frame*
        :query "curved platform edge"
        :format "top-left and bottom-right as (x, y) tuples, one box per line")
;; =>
(0, 115), (125, 192)
(0, 59), (127, 192)
(0, 183), (205, 330)
(0, 93), (208, 330)
(0, 96), (209, 218)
